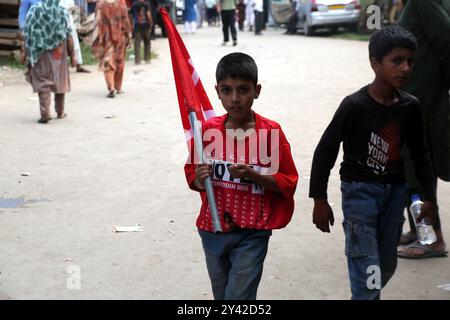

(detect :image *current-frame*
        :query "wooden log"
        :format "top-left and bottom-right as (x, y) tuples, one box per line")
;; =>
(0, 49), (13, 57)
(0, 49), (20, 60)
(0, 29), (20, 39)
(0, 38), (21, 46)
(0, 0), (20, 5)
(0, 6), (20, 15)
(0, 18), (19, 27)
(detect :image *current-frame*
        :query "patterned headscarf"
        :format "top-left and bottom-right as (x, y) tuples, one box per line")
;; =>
(24, 0), (72, 66)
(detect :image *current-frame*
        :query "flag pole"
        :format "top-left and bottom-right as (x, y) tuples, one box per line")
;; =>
(159, 7), (222, 233)
(188, 112), (222, 233)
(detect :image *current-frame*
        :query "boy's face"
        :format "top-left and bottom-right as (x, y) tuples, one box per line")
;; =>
(371, 47), (414, 88)
(215, 77), (262, 122)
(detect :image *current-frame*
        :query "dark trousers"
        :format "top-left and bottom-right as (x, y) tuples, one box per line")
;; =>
(221, 10), (237, 42)
(207, 8), (218, 25)
(286, 12), (298, 34)
(254, 11), (264, 35)
(134, 24), (151, 64)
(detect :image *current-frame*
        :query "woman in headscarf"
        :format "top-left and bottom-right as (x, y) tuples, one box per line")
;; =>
(23, 0), (76, 123)
(92, 0), (132, 98)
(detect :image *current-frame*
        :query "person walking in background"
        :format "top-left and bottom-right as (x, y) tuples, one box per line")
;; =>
(262, 0), (268, 29)
(253, 0), (263, 35)
(310, 26), (437, 299)
(205, 0), (218, 26)
(397, 0), (450, 259)
(218, 0), (237, 46)
(131, 0), (153, 64)
(284, 0), (298, 35)
(60, 0), (91, 72)
(184, 0), (198, 34)
(236, 0), (245, 31)
(244, 0), (254, 31)
(22, 0), (76, 123)
(197, 0), (206, 28)
(92, 0), (132, 98)
(18, 0), (41, 31)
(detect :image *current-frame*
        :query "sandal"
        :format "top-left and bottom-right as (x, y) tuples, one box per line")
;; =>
(57, 113), (67, 119)
(107, 90), (116, 98)
(398, 241), (448, 259)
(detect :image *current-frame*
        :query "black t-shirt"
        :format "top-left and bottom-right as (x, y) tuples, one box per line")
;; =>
(309, 85), (436, 201)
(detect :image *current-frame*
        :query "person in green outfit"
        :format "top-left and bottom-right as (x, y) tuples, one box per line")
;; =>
(397, 0), (450, 259)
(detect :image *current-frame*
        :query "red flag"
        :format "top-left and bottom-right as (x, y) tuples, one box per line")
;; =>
(159, 8), (216, 142)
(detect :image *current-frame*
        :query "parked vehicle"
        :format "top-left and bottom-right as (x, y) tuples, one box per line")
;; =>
(296, 0), (361, 36)
(271, 0), (295, 26)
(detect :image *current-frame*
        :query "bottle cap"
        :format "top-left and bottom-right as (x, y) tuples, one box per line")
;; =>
(411, 194), (421, 202)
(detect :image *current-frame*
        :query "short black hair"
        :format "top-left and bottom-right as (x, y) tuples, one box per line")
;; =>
(369, 25), (417, 62)
(216, 52), (258, 86)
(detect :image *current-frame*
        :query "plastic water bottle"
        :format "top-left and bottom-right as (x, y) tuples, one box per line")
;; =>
(410, 194), (437, 245)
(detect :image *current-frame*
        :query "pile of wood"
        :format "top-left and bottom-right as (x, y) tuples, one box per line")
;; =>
(0, 0), (21, 59)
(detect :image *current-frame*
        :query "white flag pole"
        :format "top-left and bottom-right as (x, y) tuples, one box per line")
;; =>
(189, 111), (222, 233)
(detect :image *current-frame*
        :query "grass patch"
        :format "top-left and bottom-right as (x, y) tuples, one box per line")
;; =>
(330, 32), (371, 42)
(0, 55), (25, 70)
(81, 41), (158, 64)
(80, 42), (98, 65)
(126, 47), (158, 61)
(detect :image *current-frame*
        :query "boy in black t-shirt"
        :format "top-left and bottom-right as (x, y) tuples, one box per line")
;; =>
(309, 26), (437, 300)
(131, 0), (153, 64)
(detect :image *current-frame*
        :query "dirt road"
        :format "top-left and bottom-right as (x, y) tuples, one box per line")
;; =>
(0, 26), (449, 299)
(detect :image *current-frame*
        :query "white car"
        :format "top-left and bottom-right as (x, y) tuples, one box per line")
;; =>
(297, 0), (361, 36)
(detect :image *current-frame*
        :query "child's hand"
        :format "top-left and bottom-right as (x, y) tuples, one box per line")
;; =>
(228, 164), (251, 179)
(313, 199), (335, 233)
(416, 201), (435, 225)
(195, 164), (212, 189)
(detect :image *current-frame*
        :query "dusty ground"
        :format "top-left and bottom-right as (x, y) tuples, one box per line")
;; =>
(0, 26), (449, 300)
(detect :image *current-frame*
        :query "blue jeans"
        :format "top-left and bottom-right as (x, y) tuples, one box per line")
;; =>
(341, 181), (407, 300)
(198, 228), (272, 300)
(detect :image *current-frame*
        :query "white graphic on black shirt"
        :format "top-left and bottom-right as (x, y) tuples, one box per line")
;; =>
(367, 132), (390, 175)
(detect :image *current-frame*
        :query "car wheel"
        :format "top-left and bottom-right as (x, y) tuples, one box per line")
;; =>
(303, 18), (313, 36)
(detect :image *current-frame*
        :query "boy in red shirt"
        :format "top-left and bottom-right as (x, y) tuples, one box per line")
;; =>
(185, 52), (298, 300)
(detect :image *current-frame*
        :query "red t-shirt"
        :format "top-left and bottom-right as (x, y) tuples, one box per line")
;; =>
(184, 112), (298, 233)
